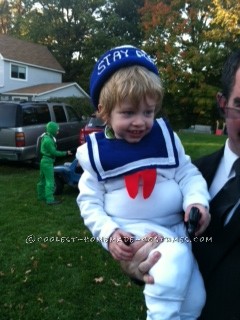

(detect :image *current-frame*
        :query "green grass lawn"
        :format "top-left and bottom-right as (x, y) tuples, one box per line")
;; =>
(178, 132), (227, 160)
(0, 133), (227, 320)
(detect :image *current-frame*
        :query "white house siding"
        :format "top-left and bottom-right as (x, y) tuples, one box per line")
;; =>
(0, 58), (4, 88)
(0, 61), (63, 93)
(36, 85), (87, 100)
(28, 65), (62, 85)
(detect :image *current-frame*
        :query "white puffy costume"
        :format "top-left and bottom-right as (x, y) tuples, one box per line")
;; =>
(76, 118), (210, 320)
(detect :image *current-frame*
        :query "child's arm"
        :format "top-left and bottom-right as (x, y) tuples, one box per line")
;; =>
(78, 167), (119, 250)
(173, 133), (210, 214)
(76, 144), (134, 257)
(44, 136), (67, 157)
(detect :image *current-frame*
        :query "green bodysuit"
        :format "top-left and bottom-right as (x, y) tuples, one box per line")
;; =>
(37, 122), (67, 204)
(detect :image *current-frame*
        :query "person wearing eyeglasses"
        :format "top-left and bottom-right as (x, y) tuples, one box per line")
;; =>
(120, 49), (240, 320)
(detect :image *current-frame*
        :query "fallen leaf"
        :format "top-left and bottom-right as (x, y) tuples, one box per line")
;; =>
(94, 276), (104, 283)
(32, 260), (38, 269)
(17, 303), (24, 310)
(37, 297), (44, 303)
(111, 279), (120, 286)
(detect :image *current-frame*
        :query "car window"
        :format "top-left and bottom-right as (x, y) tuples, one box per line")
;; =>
(65, 105), (81, 121)
(0, 103), (18, 127)
(23, 107), (37, 125)
(87, 117), (105, 127)
(35, 105), (51, 124)
(53, 105), (67, 123)
(22, 104), (51, 126)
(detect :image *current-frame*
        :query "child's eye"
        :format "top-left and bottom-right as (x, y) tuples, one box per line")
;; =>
(122, 111), (134, 116)
(145, 110), (154, 116)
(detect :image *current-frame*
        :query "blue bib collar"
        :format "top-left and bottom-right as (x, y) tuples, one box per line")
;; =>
(86, 118), (179, 181)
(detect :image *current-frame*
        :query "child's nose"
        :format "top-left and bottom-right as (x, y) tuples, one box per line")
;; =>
(132, 114), (145, 125)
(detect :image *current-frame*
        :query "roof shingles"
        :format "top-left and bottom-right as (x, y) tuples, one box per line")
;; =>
(5, 83), (72, 95)
(0, 35), (64, 72)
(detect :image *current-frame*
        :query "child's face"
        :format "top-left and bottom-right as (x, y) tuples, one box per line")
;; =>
(109, 96), (156, 143)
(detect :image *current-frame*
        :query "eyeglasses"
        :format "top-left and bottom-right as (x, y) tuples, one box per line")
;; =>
(224, 107), (240, 119)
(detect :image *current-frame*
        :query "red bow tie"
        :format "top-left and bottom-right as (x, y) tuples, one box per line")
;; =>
(124, 169), (157, 199)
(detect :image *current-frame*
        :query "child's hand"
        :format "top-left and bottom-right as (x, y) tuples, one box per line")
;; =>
(184, 204), (211, 236)
(108, 229), (134, 261)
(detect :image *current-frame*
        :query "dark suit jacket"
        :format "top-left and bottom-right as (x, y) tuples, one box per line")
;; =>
(193, 147), (240, 320)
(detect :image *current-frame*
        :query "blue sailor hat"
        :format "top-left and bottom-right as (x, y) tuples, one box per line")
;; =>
(90, 45), (159, 109)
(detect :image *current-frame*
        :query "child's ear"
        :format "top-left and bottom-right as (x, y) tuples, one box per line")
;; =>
(98, 104), (110, 125)
(216, 92), (227, 117)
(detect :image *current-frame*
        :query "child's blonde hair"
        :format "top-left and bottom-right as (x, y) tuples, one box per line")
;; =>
(98, 65), (164, 123)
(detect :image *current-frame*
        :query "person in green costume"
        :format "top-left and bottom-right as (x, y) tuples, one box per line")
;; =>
(37, 121), (72, 205)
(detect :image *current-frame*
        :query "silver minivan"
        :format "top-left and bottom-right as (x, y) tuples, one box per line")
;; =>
(0, 101), (85, 162)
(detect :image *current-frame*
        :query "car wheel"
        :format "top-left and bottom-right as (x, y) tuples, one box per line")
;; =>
(54, 174), (64, 195)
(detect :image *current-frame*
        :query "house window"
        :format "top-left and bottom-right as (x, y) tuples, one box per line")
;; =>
(11, 64), (26, 80)
(12, 96), (28, 102)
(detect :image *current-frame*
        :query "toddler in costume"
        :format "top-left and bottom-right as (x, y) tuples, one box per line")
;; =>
(76, 45), (210, 320)
(37, 121), (72, 205)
